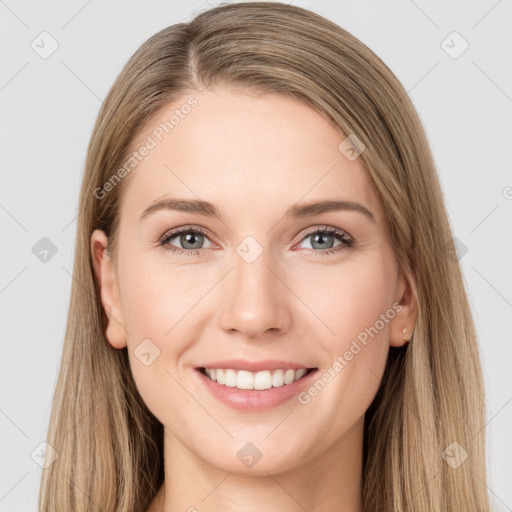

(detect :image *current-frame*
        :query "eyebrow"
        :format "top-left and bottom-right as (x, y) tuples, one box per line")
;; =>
(139, 197), (376, 223)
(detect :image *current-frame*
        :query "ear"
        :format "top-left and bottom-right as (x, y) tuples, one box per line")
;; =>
(389, 267), (418, 347)
(90, 229), (127, 349)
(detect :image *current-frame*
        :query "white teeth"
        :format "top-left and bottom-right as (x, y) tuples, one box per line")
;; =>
(284, 369), (296, 385)
(254, 371), (272, 390)
(225, 369), (237, 387)
(295, 368), (307, 380)
(237, 370), (255, 390)
(203, 367), (309, 390)
(272, 369), (285, 387)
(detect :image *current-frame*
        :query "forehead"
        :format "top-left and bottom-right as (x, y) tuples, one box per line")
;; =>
(120, 87), (382, 224)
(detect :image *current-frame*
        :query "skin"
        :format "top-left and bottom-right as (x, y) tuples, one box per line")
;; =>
(91, 86), (417, 512)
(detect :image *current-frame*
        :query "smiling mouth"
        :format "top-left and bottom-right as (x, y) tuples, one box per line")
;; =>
(198, 367), (317, 391)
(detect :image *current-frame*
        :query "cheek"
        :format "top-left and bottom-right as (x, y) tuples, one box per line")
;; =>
(293, 254), (394, 348)
(291, 260), (394, 442)
(119, 254), (203, 339)
(117, 251), (229, 420)
(122, 284), (196, 429)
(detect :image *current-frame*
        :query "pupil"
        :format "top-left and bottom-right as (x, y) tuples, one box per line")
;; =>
(312, 233), (334, 250)
(182, 232), (202, 249)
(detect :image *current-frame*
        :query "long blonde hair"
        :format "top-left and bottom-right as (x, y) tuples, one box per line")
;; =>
(39, 3), (491, 511)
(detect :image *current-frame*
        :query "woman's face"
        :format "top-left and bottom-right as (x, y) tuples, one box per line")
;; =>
(92, 87), (416, 475)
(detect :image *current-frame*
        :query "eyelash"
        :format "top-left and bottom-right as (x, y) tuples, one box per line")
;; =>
(158, 225), (355, 257)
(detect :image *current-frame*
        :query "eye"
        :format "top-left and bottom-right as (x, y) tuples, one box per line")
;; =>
(295, 226), (354, 256)
(158, 225), (354, 257)
(159, 225), (215, 256)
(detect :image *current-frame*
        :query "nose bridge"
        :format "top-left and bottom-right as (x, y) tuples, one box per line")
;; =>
(219, 242), (291, 338)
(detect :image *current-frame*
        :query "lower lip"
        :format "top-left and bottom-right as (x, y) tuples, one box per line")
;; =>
(195, 368), (318, 411)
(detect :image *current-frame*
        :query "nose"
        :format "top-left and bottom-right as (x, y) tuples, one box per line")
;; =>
(219, 249), (292, 340)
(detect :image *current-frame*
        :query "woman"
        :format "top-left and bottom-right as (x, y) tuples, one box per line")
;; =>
(38, 2), (491, 511)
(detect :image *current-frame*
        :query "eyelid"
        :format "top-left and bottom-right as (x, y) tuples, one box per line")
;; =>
(294, 224), (352, 243)
(159, 224), (351, 243)
(158, 224), (218, 246)
(158, 224), (354, 255)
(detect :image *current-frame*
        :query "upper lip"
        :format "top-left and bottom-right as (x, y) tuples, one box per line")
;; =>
(197, 359), (316, 372)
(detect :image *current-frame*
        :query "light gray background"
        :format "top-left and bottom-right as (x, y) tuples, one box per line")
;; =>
(1, 1), (511, 510)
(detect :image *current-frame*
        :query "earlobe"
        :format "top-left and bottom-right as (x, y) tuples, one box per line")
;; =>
(389, 267), (418, 348)
(90, 229), (127, 349)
